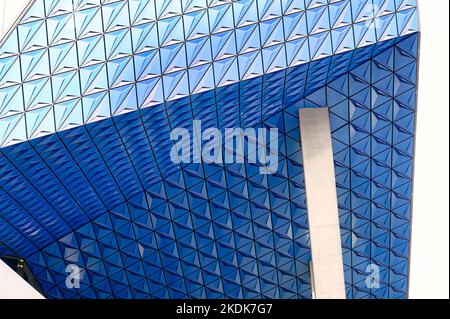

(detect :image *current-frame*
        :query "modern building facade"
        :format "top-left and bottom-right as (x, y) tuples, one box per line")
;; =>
(0, 0), (419, 299)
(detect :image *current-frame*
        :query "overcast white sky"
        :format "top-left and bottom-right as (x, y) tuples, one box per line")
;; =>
(0, 0), (448, 299)
(409, 0), (449, 300)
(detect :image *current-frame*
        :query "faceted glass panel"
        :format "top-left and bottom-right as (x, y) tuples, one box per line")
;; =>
(0, 0), (419, 299)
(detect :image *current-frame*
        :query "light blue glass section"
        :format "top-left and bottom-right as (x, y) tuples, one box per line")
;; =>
(0, 0), (419, 147)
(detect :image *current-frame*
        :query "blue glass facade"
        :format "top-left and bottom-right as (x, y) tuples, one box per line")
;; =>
(0, 0), (419, 299)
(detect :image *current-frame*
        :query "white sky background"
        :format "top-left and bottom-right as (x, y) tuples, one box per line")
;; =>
(0, 0), (30, 38)
(0, 0), (449, 299)
(0, 259), (44, 299)
(409, 0), (449, 300)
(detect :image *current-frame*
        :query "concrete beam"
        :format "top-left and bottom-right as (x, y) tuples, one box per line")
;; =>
(299, 108), (346, 299)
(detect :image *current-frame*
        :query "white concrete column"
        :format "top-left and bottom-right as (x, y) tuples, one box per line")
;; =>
(0, 259), (44, 299)
(299, 108), (346, 299)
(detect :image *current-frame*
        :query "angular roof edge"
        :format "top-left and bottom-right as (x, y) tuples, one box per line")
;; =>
(0, 0), (35, 44)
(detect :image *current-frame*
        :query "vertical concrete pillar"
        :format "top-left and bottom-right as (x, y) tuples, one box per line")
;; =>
(299, 108), (346, 299)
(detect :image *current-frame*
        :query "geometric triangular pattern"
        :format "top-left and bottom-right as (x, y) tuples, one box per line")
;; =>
(0, 0), (419, 147)
(0, 0), (419, 299)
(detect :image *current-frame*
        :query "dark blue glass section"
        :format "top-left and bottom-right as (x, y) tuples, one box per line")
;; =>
(0, 31), (418, 299)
